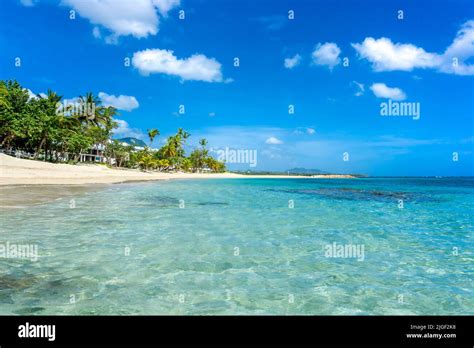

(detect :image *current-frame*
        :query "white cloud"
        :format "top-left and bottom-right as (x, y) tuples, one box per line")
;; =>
(312, 42), (341, 69)
(370, 83), (407, 101)
(191, 125), (454, 173)
(152, 0), (180, 16)
(353, 81), (365, 96)
(352, 37), (440, 71)
(92, 27), (101, 39)
(352, 20), (474, 75)
(439, 20), (474, 75)
(284, 54), (301, 69)
(98, 92), (139, 111)
(370, 135), (441, 147)
(294, 127), (316, 135)
(132, 48), (224, 82)
(113, 119), (145, 139)
(260, 148), (283, 160)
(61, 0), (180, 42)
(20, 0), (36, 6)
(63, 97), (80, 105)
(265, 136), (284, 145)
(24, 88), (38, 100)
(195, 126), (285, 149)
(24, 88), (47, 100)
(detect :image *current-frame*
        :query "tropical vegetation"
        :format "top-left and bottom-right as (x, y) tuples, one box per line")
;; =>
(0, 80), (226, 173)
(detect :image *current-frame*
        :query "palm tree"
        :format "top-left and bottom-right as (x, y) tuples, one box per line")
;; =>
(199, 138), (209, 158)
(75, 92), (106, 127)
(177, 128), (190, 140)
(147, 128), (160, 146)
(138, 154), (156, 171)
(96, 106), (118, 147)
(102, 106), (118, 131)
(34, 90), (63, 159)
(175, 128), (190, 159)
(72, 94), (118, 162)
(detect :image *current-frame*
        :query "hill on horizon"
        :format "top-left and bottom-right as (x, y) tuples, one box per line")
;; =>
(115, 137), (147, 147)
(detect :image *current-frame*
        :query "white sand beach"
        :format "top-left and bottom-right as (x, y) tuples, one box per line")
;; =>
(0, 154), (355, 186)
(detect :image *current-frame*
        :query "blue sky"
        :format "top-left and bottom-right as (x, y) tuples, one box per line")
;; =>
(1, 0), (473, 175)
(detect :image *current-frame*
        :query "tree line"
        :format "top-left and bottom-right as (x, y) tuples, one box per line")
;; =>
(0, 80), (225, 173)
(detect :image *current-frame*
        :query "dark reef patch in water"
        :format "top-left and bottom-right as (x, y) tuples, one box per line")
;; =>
(0, 274), (36, 290)
(138, 196), (180, 208)
(81, 219), (123, 225)
(265, 187), (442, 202)
(13, 307), (45, 315)
(136, 196), (229, 208)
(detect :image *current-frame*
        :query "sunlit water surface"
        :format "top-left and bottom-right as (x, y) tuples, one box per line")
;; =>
(0, 178), (472, 315)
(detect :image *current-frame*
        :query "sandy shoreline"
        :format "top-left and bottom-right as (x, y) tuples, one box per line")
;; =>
(0, 154), (356, 186)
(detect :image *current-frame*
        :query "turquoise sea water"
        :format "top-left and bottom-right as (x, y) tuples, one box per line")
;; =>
(0, 178), (472, 315)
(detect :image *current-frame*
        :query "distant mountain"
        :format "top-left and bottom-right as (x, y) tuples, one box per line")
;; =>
(286, 167), (326, 174)
(116, 137), (147, 147)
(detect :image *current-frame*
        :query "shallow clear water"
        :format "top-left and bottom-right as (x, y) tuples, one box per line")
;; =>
(0, 178), (472, 315)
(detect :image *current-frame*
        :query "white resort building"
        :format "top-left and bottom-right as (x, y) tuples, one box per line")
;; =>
(79, 143), (107, 163)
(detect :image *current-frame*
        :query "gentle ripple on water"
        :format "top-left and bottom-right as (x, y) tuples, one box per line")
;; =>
(0, 178), (472, 315)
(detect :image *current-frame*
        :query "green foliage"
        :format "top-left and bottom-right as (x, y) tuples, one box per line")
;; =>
(138, 153), (157, 171)
(0, 80), (117, 161)
(147, 128), (159, 146)
(0, 80), (226, 172)
(206, 156), (226, 172)
(105, 140), (133, 167)
(189, 138), (225, 172)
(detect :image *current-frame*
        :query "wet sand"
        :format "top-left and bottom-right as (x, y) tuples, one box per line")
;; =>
(0, 184), (105, 209)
